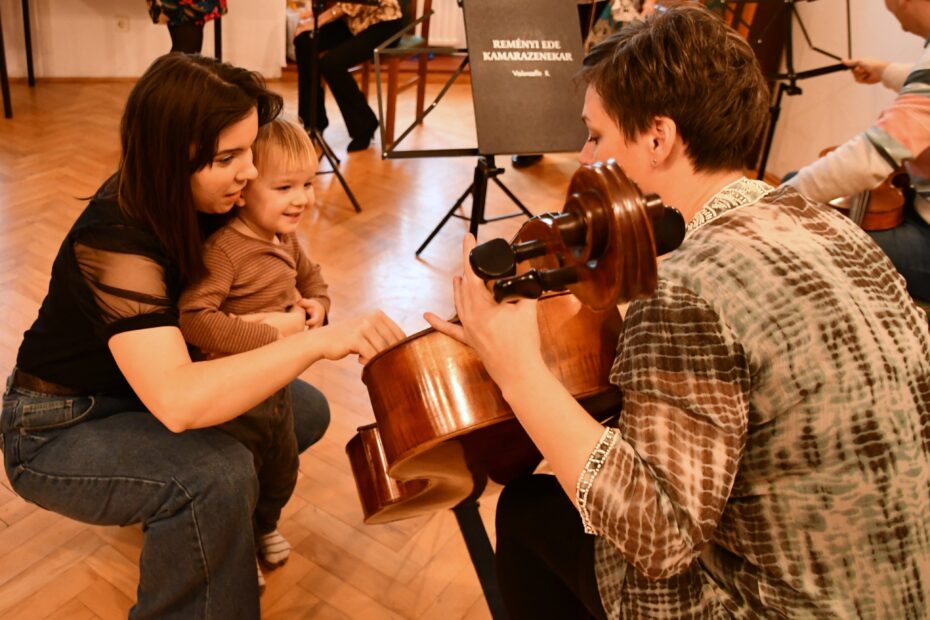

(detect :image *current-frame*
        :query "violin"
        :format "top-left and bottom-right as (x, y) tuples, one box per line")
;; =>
(819, 146), (908, 231)
(346, 161), (685, 524)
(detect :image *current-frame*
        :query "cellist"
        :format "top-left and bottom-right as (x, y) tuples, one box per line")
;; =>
(786, 0), (930, 304)
(427, 6), (930, 619)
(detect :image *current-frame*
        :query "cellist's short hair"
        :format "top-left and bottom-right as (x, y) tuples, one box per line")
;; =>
(252, 116), (317, 173)
(580, 4), (769, 172)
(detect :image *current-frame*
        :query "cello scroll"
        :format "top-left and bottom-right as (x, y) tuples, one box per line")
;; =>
(469, 160), (685, 310)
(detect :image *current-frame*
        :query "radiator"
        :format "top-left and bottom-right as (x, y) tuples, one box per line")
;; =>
(428, 0), (467, 47)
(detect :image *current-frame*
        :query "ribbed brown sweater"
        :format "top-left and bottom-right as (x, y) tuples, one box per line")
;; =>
(179, 225), (330, 355)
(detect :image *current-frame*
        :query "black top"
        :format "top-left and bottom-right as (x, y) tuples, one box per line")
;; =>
(16, 179), (181, 396)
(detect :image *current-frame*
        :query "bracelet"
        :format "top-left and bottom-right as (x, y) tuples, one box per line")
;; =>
(576, 427), (619, 535)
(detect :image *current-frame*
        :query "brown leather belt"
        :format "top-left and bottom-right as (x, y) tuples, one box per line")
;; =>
(11, 368), (84, 397)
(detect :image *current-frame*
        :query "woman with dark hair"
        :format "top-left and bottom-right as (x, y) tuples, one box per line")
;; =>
(427, 5), (930, 618)
(0, 53), (403, 618)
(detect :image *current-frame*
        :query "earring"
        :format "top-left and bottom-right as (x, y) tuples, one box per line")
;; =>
(651, 158), (657, 166)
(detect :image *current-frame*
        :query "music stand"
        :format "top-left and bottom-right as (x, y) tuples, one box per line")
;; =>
(412, 0), (586, 257)
(416, 154), (532, 256)
(302, 0), (380, 213)
(751, 0), (852, 178)
(367, 19), (531, 257)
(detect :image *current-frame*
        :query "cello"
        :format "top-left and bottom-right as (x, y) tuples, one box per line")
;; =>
(819, 145), (909, 231)
(346, 161), (686, 524)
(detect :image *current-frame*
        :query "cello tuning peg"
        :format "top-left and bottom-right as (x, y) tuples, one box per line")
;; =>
(511, 238), (549, 263)
(493, 271), (546, 302)
(469, 238), (517, 280)
(492, 267), (579, 303)
(641, 194), (684, 255)
(652, 205), (686, 256)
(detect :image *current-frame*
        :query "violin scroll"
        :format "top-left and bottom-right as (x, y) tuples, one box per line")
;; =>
(469, 161), (685, 310)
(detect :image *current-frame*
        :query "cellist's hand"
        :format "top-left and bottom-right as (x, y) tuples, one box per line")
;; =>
(424, 235), (545, 388)
(843, 58), (888, 85)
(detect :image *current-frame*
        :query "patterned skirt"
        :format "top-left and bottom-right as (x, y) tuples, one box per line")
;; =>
(147, 0), (228, 27)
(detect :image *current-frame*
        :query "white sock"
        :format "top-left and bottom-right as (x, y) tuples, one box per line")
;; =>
(259, 529), (291, 567)
(256, 559), (266, 593)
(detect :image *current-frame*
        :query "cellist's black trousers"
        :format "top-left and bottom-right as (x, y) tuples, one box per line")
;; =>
(495, 474), (608, 620)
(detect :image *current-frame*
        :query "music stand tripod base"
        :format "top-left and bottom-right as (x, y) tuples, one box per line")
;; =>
(416, 155), (533, 256)
(310, 125), (362, 213)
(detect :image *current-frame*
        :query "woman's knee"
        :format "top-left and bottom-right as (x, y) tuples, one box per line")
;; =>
(290, 379), (330, 452)
(184, 433), (259, 517)
(214, 438), (258, 493)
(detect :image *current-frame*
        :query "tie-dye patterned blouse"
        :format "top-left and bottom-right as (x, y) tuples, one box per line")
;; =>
(582, 179), (930, 618)
(147, 0), (227, 27)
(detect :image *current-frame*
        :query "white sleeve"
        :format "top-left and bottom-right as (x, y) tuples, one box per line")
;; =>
(784, 134), (896, 204)
(882, 62), (913, 92)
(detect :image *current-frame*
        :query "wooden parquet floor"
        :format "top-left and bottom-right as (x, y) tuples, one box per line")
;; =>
(0, 75), (582, 619)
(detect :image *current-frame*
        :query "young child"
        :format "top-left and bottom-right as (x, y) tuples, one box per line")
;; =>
(179, 116), (330, 589)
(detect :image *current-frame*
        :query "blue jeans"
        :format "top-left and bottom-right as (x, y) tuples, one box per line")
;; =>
(868, 203), (930, 303)
(0, 377), (330, 620)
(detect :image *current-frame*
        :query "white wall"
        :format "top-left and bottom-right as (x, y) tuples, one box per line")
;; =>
(0, 0), (285, 78)
(0, 0), (921, 178)
(765, 0), (923, 178)
(429, 0), (467, 47)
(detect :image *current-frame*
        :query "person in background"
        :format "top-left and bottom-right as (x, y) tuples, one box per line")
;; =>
(428, 5), (930, 618)
(785, 0), (930, 303)
(147, 0), (227, 54)
(293, 0), (405, 152)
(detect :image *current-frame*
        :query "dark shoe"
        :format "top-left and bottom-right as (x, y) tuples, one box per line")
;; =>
(347, 133), (373, 152)
(512, 154), (543, 169)
(347, 119), (378, 153)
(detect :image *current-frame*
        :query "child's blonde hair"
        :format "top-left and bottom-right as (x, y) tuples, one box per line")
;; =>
(252, 116), (317, 173)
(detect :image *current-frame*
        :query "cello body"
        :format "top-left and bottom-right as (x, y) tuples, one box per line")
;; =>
(346, 161), (678, 524)
(347, 293), (622, 524)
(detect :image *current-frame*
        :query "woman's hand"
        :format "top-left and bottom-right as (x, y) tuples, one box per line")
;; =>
(315, 310), (405, 364)
(299, 298), (327, 329)
(424, 235), (545, 388)
(843, 58), (888, 85)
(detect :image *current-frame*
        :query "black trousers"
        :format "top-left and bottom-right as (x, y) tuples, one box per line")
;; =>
(495, 474), (608, 620)
(294, 18), (404, 140)
(217, 386), (297, 538)
(168, 24), (204, 54)
(578, 1), (610, 42)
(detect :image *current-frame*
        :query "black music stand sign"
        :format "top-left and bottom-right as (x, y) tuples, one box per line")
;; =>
(415, 0), (586, 256)
(464, 0), (586, 155)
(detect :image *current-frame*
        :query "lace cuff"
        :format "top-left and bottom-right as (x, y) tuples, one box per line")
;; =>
(576, 426), (619, 535)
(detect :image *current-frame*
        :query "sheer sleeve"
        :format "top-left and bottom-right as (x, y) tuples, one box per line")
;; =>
(72, 241), (178, 339)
